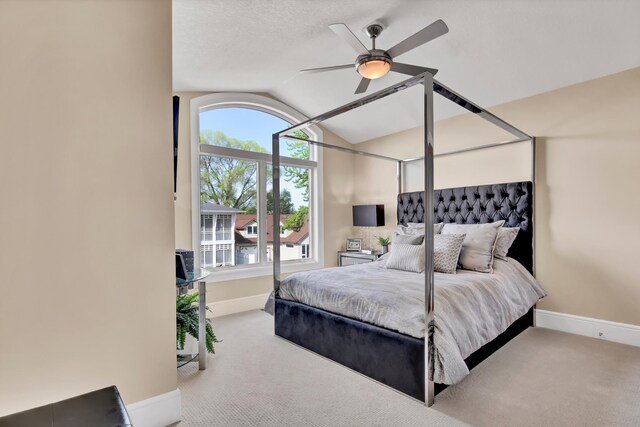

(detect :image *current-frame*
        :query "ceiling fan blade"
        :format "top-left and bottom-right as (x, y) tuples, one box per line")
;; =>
(329, 23), (370, 56)
(391, 62), (438, 77)
(300, 64), (354, 73)
(354, 77), (371, 94)
(387, 19), (449, 59)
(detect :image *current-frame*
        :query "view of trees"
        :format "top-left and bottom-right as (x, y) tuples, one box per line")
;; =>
(282, 130), (310, 203)
(199, 130), (266, 209)
(200, 129), (310, 231)
(244, 189), (294, 215)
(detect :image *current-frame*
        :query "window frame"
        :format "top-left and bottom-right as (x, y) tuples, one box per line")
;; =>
(246, 224), (258, 236)
(215, 214), (233, 241)
(191, 93), (324, 282)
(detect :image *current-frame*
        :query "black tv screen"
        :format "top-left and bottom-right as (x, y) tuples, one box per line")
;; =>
(352, 204), (385, 227)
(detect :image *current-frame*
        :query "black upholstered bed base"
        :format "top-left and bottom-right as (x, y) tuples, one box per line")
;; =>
(275, 298), (425, 400)
(275, 181), (535, 401)
(276, 298), (534, 400)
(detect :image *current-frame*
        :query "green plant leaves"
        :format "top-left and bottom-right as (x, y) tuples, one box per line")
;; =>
(176, 292), (221, 354)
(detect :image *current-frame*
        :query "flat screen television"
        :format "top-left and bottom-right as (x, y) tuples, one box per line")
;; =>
(173, 95), (180, 195)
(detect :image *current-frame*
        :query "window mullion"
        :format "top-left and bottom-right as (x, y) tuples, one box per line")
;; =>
(258, 160), (268, 265)
(201, 144), (315, 168)
(309, 166), (315, 261)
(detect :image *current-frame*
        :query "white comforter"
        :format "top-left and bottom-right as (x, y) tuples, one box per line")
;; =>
(278, 257), (546, 384)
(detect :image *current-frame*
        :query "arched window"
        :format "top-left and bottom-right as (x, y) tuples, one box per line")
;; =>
(191, 93), (323, 280)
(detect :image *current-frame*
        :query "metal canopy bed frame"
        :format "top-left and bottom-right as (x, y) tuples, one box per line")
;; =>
(271, 71), (535, 407)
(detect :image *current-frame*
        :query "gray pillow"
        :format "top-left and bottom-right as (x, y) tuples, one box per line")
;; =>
(434, 234), (466, 274)
(442, 221), (505, 273)
(494, 227), (520, 259)
(385, 243), (425, 273)
(392, 233), (424, 245)
(396, 222), (444, 235)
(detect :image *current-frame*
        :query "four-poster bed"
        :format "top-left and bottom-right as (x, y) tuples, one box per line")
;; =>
(270, 71), (540, 406)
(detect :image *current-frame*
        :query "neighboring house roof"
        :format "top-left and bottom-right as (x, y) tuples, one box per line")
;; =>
(234, 215), (257, 230)
(235, 214), (308, 245)
(200, 203), (244, 214)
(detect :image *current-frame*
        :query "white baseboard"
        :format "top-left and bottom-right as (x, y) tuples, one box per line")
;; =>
(127, 388), (181, 427)
(210, 292), (270, 318)
(535, 309), (640, 347)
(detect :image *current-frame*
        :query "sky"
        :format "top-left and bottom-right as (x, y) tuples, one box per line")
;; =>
(200, 107), (307, 209)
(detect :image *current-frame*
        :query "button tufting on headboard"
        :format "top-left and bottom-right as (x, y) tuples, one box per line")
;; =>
(397, 181), (533, 273)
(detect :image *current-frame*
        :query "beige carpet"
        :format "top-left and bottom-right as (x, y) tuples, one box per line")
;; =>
(177, 310), (640, 427)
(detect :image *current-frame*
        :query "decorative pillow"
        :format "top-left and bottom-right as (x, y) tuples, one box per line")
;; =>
(494, 227), (520, 259)
(392, 233), (424, 245)
(385, 243), (425, 273)
(398, 222), (444, 234)
(442, 220), (505, 273)
(434, 234), (466, 274)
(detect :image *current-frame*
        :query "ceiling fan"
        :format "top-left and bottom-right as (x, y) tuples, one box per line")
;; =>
(301, 20), (449, 94)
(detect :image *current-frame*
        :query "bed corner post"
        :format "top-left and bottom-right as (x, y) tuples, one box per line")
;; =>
(273, 133), (281, 302)
(530, 136), (537, 327)
(423, 72), (435, 407)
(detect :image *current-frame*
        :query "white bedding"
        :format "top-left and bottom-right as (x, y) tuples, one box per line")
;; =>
(278, 257), (546, 384)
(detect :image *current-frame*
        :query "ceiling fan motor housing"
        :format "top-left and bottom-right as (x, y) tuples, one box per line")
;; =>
(356, 50), (392, 68)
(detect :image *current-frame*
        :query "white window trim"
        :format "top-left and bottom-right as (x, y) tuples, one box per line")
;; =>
(191, 93), (324, 283)
(246, 224), (258, 235)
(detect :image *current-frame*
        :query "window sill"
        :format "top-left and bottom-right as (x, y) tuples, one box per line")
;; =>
(204, 259), (324, 283)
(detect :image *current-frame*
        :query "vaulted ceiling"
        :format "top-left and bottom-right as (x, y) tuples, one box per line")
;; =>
(173, 0), (640, 143)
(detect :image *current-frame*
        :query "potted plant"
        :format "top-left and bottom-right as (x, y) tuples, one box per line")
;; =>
(176, 292), (220, 356)
(376, 236), (391, 254)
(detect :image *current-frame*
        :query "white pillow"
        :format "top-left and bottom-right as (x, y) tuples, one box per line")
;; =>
(442, 221), (505, 273)
(494, 227), (520, 259)
(434, 234), (466, 274)
(385, 243), (425, 273)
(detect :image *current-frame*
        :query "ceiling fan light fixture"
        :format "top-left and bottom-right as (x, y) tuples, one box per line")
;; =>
(357, 58), (391, 79)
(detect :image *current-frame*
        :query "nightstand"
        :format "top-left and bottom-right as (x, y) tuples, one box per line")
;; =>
(337, 251), (382, 266)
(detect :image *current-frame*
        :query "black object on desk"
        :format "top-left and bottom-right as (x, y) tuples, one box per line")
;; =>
(176, 249), (194, 271)
(176, 253), (188, 280)
(0, 385), (131, 427)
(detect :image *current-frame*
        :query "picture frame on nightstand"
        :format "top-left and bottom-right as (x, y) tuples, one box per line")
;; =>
(346, 238), (362, 252)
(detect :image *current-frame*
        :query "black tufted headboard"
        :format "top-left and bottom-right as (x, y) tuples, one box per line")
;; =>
(397, 181), (533, 273)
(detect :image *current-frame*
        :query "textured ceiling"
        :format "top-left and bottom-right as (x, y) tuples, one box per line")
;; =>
(173, 0), (640, 143)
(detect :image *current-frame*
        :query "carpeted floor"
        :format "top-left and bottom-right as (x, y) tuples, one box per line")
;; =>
(177, 310), (640, 427)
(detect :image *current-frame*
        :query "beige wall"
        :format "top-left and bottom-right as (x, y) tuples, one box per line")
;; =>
(0, 0), (175, 415)
(174, 92), (355, 302)
(354, 67), (640, 326)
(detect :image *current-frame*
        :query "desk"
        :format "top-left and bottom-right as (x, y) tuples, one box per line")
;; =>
(176, 268), (210, 370)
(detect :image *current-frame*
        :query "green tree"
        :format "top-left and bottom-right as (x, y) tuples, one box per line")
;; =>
(267, 189), (294, 214)
(283, 206), (308, 232)
(243, 189), (294, 215)
(283, 130), (310, 202)
(199, 130), (268, 209)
